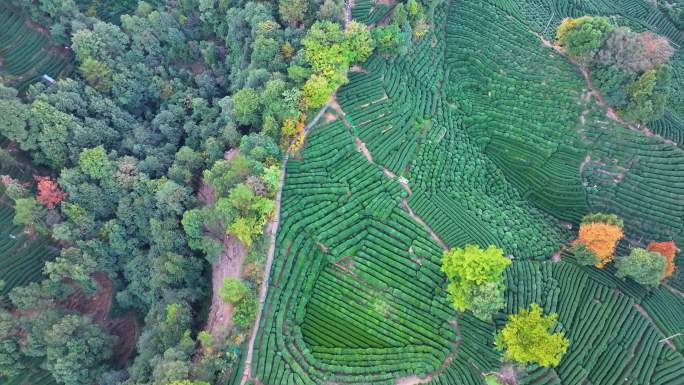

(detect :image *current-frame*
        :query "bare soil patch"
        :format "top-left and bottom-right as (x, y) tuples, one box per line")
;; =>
(206, 235), (247, 339)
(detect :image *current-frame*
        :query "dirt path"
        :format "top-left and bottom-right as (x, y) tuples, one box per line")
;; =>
(239, 102), (331, 385)
(536, 34), (678, 148)
(330, 98), (449, 252)
(206, 236), (247, 339)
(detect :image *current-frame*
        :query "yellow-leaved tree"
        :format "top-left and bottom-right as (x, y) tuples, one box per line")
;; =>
(495, 304), (570, 367)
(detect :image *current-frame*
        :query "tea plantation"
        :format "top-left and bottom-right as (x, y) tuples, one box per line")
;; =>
(252, 0), (684, 384)
(0, 4), (70, 91)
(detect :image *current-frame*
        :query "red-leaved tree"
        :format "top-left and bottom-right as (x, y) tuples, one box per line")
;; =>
(647, 241), (677, 280)
(34, 176), (67, 209)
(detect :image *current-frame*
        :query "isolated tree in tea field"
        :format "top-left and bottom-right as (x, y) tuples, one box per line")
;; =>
(556, 16), (613, 62)
(495, 304), (570, 367)
(441, 244), (511, 320)
(574, 213), (624, 268)
(615, 248), (666, 287)
(647, 241), (677, 280)
(35, 176), (67, 209)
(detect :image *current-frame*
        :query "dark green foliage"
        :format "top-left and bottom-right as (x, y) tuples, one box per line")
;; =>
(620, 65), (672, 124)
(44, 314), (116, 385)
(568, 243), (599, 266)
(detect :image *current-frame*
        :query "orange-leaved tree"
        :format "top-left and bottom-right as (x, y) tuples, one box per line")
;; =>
(573, 213), (624, 268)
(34, 176), (67, 209)
(647, 241), (677, 280)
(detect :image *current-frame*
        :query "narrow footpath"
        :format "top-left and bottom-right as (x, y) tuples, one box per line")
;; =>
(239, 102), (331, 385)
(329, 99), (449, 252)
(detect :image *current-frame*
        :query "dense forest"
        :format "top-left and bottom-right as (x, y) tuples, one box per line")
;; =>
(0, 0), (431, 384)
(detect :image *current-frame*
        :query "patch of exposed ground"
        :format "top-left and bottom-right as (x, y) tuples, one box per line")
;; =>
(206, 235), (247, 339)
(62, 272), (139, 364)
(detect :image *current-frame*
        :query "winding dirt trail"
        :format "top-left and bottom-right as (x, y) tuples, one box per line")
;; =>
(536, 34), (678, 148)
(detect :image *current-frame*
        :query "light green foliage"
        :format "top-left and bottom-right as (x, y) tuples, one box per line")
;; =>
(615, 248), (666, 287)
(303, 21), (347, 76)
(228, 216), (258, 247)
(344, 21), (375, 64)
(12, 197), (46, 228)
(233, 293), (257, 327)
(495, 304), (570, 367)
(232, 88), (262, 126)
(229, 183), (255, 213)
(581, 212), (624, 228)
(372, 23), (408, 56)
(556, 16), (613, 61)
(220, 277), (249, 304)
(441, 245), (511, 320)
(302, 74), (335, 108)
(301, 20), (376, 108)
(78, 145), (112, 179)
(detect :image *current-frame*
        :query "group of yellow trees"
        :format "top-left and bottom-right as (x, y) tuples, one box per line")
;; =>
(441, 245), (569, 368)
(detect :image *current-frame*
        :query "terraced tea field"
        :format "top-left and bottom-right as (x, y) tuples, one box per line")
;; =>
(0, 4), (71, 91)
(250, 0), (684, 384)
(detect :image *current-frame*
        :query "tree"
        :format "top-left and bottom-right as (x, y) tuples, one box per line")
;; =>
(597, 27), (674, 73)
(79, 146), (113, 179)
(79, 58), (113, 92)
(302, 74), (334, 108)
(35, 176), (67, 209)
(573, 214), (623, 268)
(233, 293), (257, 327)
(556, 16), (613, 61)
(13, 197), (46, 229)
(647, 241), (677, 280)
(620, 65), (671, 124)
(228, 216), (258, 247)
(440, 244), (511, 320)
(344, 21), (375, 64)
(568, 243), (599, 266)
(495, 304), (570, 367)
(232, 88), (262, 126)
(219, 278), (249, 304)
(279, 0), (308, 27)
(372, 23), (408, 57)
(45, 314), (116, 385)
(468, 281), (505, 321)
(615, 248), (666, 287)
(229, 183), (255, 213)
